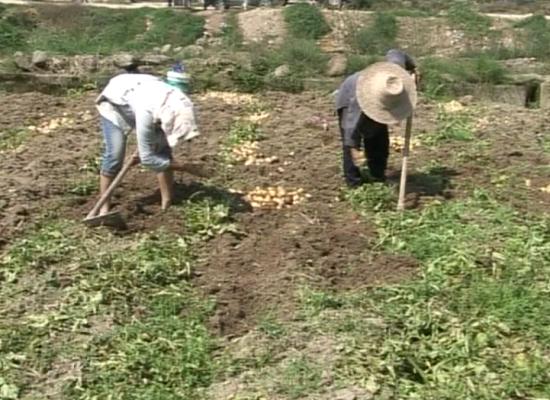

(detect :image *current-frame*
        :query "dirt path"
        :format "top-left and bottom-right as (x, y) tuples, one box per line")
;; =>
(237, 7), (286, 44)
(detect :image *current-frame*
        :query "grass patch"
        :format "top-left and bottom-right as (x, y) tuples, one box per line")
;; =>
(421, 56), (507, 98)
(277, 356), (323, 399)
(350, 12), (398, 55)
(447, 0), (492, 38)
(345, 54), (379, 75)
(421, 108), (474, 145)
(73, 290), (214, 400)
(0, 211), (238, 398)
(232, 38), (326, 93)
(183, 199), (237, 240)
(220, 119), (263, 164)
(304, 191), (550, 399)
(345, 182), (396, 213)
(0, 5), (204, 55)
(0, 128), (28, 151)
(514, 14), (550, 60)
(221, 11), (243, 50)
(283, 3), (330, 40)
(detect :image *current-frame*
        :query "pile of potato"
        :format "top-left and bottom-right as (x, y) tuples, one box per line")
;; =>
(198, 91), (257, 106)
(28, 115), (75, 135)
(390, 135), (420, 152)
(442, 100), (465, 113)
(232, 141), (279, 166)
(245, 186), (310, 209)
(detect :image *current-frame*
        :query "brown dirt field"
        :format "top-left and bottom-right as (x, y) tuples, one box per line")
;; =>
(1, 88), (548, 337)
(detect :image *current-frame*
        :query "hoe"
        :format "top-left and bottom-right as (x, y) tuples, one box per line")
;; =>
(83, 150), (209, 228)
(83, 150), (138, 229)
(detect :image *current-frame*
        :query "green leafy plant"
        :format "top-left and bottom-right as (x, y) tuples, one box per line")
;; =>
(184, 199), (237, 240)
(447, 0), (492, 38)
(345, 182), (396, 213)
(221, 11), (243, 49)
(422, 109), (474, 145)
(0, 128), (28, 151)
(283, 3), (331, 40)
(345, 54), (379, 75)
(514, 14), (550, 60)
(351, 12), (398, 55)
(277, 356), (322, 399)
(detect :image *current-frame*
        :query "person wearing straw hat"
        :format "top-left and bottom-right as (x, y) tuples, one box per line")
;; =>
(335, 49), (418, 187)
(94, 69), (200, 215)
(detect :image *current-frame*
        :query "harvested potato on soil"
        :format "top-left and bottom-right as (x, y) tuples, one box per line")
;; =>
(242, 112), (270, 124)
(539, 184), (550, 193)
(245, 186), (309, 209)
(197, 91), (257, 106)
(390, 135), (420, 152)
(28, 116), (75, 134)
(231, 141), (279, 166)
(442, 100), (465, 113)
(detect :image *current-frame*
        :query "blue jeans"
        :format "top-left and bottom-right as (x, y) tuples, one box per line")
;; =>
(100, 116), (172, 176)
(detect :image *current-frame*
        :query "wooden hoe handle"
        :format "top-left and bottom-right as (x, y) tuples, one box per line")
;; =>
(86, 150), (138, 219)
(397, 116), (413, 211)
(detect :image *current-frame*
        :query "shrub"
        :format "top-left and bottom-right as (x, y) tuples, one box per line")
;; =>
(514, 14), (550, 60)
(345, 54), (379, 75)
(280, 38), (328, 75)
(351, 12), (398, 55)
(221, 11), (243, 49)
(421, 55), (507, 98)
(0, 5), (205, 55)
(283, 3), (330, 40)
(447, 0), (491, 37)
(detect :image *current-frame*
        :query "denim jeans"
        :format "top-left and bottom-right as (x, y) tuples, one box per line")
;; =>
(338, 110), (389, 187)
(100, 116), (171, 177)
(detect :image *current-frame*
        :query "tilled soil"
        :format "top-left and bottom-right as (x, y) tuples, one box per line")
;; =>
(1, 88), (548, 336)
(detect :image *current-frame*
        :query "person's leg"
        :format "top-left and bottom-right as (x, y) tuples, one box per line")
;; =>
(362, 116), (389, 181)
(338, 109), (363, 187)
(155, 129), (175, 211)
(99, 117), (126, 215)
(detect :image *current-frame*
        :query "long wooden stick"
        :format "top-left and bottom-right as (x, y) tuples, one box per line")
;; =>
(397, 115), (413, 211)
(86, 150), (138, 219)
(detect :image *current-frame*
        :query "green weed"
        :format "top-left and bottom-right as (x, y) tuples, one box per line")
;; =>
(351, 12), (398, 55)
(221, 11), (243, 50)
(421, 109), (474, 145)
(447, 0), (492, 38)
(308, 191), (550, 399)
(183, 199), (237, 240)
(0, 5), (204, 56)
(68, 175), (97, 196)
(345, 182), (396, 213)
(283, 3), (331, 40)
(345, 54), (379, 75)
(277, 356), (322, 399)
(0, 128), (28, 151)
(74, 292), (215, 400)
(421, 56), (507, 98)
(514, 14), (550, 60)
(220, 120), (263, 164)
(0, 217), (227, 399)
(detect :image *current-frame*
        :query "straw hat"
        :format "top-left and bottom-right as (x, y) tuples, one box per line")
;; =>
(356, 62), (417, 125)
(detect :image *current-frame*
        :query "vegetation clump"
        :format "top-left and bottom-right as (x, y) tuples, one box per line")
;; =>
(283, 3), (331, 40)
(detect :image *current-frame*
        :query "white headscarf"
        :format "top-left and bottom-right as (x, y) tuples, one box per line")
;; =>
(157, 90), (200, 147)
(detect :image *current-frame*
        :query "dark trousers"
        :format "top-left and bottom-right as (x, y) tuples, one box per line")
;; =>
(338, 110), (389, 187)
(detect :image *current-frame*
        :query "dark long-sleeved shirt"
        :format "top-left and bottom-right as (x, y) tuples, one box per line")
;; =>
(335, 50), (416, 148)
